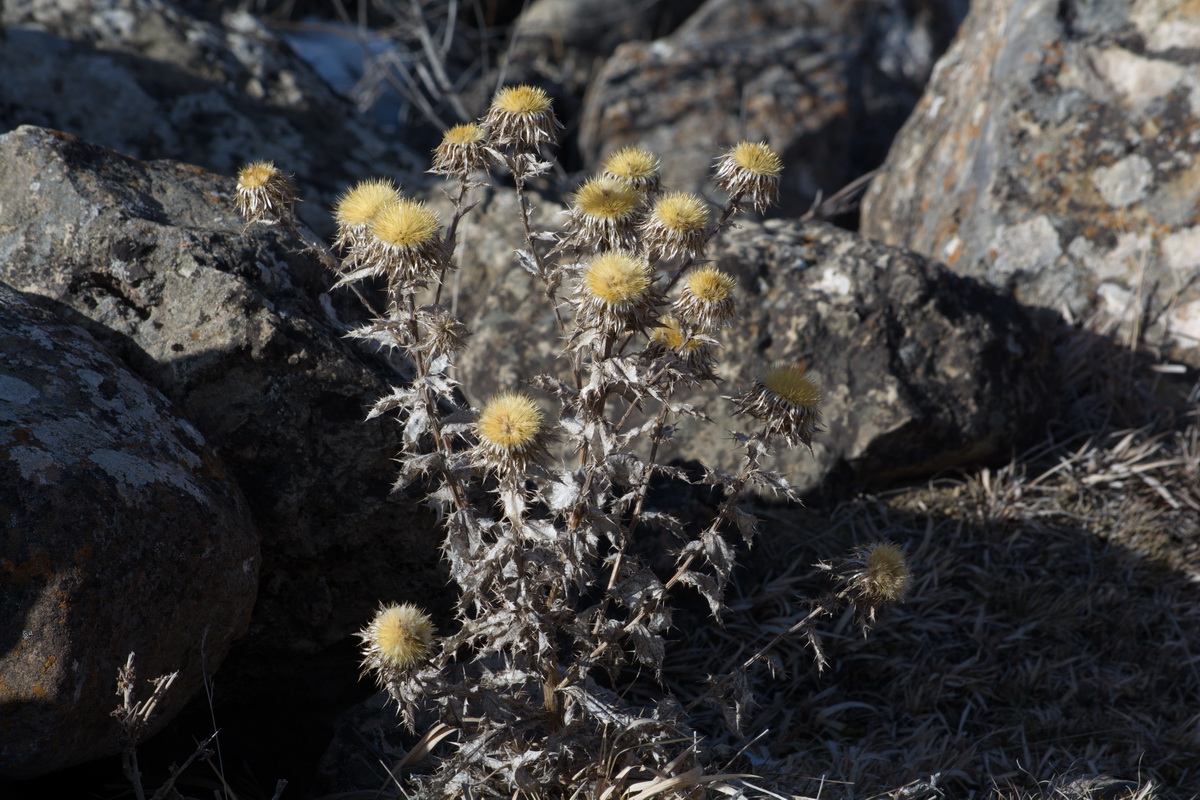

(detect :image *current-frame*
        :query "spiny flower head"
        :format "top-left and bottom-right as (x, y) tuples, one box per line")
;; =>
(834, 541), (912, 626)
(475, 391), (548, 473)
(333, 178), (402, 260)
(235, 160), (297, 225)
(358, 602), (435, 682)
(565, 176), (644, 251)
(714, 141), (783, 213)
(641, 191), (710, 261)
(602, 146), (661, 194)
(674, 266), (737, 330)
(575, 251), (659, 336)
(649, 314), (715, 374)
(416, 305), (471, 358)
(431, 122), (488, 177)
(364, 198), (448, 286)
(732, 362), (822, 448)
(483, 84), (561, 150)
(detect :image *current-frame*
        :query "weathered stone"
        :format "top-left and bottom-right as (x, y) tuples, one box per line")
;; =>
(578, 0), (968, 218)
(0, 0), (423, 236)
(861, 0), (1200, 356)
(0, 126), (446, 673)
(458, 218), (1058, 493)
(0, 282), (259, 779)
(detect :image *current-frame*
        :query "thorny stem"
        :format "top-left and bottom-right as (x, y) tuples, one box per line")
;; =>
(435, 176), (478, 307)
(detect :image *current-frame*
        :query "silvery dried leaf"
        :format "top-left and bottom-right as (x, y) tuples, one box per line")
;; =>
(367, 388), (415, 420)
(678, 570), (723, 617)
(541, 469), (582, 512)
(626, 622), (665, 671)
(405, 406), (430, 443)
(606, 453), (645, 486)
(733, 507), (759, 544)
(701, 529), (736, 582)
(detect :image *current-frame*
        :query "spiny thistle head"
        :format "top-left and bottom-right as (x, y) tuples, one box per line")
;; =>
(641, 191), (710, 261)
(732, 362), (822, 448)
(475, 391), (548, 473)
(416, 305), (471, 358)
(483, 84), (561, 150)
(576, 251), (659, 336)
(714, 141), (783, 214)
(431, 122), (489, 177)
(649, 314), (715, 373)
(365, 198), (447, 284)
(333, 178), (402, 257)
(565, 176), (644, 250)
(674, 266), (737, 330)
(235, 160), (297, 225)
(602, 146), (661, 194)
(358, 602), (435, 682)
(835, 541), (912, 624)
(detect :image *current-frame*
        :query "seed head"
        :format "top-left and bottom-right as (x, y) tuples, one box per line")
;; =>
(364, 199), (448, 286)
(565, 176), (644, 250)
(732, 362), (822, 448)
(602, 146), (661, 194)
(333, 178), (402, 262)
(674, 266), (737, 330)
(475, 391), (548, 473)
(359, 602), (435, 682)
(575, 251), (659, 336)
(484, 85), (561, 150)
(416, 305), (471, 358)
(431, 123), (489, 177)
(714, 141), (783, 214)
(235, 160), (297, 225)
(641, 192), (710, 261)
(835, 541), (912, 624)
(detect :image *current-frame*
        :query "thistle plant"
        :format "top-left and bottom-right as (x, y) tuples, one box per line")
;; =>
(236, 87), (910, 797)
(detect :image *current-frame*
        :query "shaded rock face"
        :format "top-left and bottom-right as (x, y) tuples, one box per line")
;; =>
(861, 0), (1200, 355)
(0, 283), (259, 779)
(578, 0), (969, 218)
(0, 0), (422, 236)
(459, 219), (1058, 494)
(0, 126), (447, 686)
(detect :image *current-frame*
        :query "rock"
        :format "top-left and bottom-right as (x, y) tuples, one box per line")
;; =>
(0, 282), (259, 779)
(0, 126), (447, 689)
(0, 0), (423, 236)
(860, 0), (1200, 357)
(577, 0), (968, 218)
(458, 218), (1058, 494)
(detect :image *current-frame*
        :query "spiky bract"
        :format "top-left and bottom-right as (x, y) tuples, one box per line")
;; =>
(484, 85), (561, 150)
(576, 251), (659, 336)
(235, 160), (297, 225)
(565, 176), (644, 250)
(733, 363), (822, 448)
(602, 146), (661, 194)
(714, 141), (783, 213)
(641, 192), (710, 261)
(431, 123), (489, 177)
(674, 266), (737, 330)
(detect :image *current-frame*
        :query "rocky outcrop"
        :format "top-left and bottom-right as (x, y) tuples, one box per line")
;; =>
(459, 218), (1059, 494)
(0, 282), (259, 779)
(0, 125), (447, 689)
(578, 0), (968, 218)
(861, 0), (1200, 356)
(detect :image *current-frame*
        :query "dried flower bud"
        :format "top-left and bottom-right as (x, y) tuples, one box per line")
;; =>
(649, 314), (715, 373)
(417, 305), (471, 358)
(359, 602), (435, 682)
(834, 541), (912, 626)
(602, 146), (661, 194)
(475, 391), (548, 473)
(714, 141), (783, 214)
(483, 84), (561, 151)
(333, 178), (402, 265)
(564, 176), (644, 251)
(732, 362), (822, 448)
(364, 198), (448, 287)
(235, 160), (297, 225)
(431, 123), (489, 178)
(674, 266), (736, 330)
(641, 192), (710, 262)
(575, 251), (659, 337)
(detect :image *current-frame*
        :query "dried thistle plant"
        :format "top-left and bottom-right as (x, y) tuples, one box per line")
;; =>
(235, 87), (908, 798)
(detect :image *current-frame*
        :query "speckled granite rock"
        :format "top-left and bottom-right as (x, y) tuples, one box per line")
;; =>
(0, 281), (259, 779)
(861, 0), (1200, 355)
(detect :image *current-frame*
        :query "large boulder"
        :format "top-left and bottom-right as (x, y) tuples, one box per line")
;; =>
(861, 0), (1200, 356)
(0, 126), (447, 683)
(0, 282), (259, 779)
(577, 0), (969, 218)
(459, 218), (1059, 493)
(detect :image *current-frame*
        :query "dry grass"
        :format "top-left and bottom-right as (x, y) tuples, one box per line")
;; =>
(655, 317), (1200, 799)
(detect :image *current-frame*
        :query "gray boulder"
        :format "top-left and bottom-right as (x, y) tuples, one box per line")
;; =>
(0, 125), (447, 673)
(0, 282), (259, 779)
(861, 0), (1200, 357)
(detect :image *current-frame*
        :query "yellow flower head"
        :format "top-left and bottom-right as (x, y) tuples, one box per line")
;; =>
(362, 199), (446, 283)
(566, 176), (643, 250)
(334, 178), (401, 232)
(733, 362), (823, 448)
(475, 391), (548, 473)
(762, 363), (822, 409)
(431, 123), (488, 177)
(675, 266), (737, 329)
(603, 146), (661, 193)
(484, 85), (561, 150)
(642, 192), (710, 261)
(584, 252), (652, 306)
(834, 541), (912, 626)
(235, 160), (297, 224)
(371, 199), (441, 249)
(359, 602), (435, 680)
(714, 141), (784, 213)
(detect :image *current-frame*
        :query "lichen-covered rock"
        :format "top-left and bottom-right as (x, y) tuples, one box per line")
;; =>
(0, 282), (259, 779)
(0, 0), (422, 236)
(0, 126), (446, 673)
(578, 0), (968, 218)
(459, 219), (1058, 493)
(861, 0), (1200, 356)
